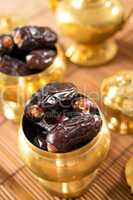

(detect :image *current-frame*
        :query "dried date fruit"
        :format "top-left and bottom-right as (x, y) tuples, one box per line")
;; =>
(36, 117), (57, 132)
(23, 82), (102, 153)
(0, 34), (14, 54)
(10, 46), (29, 62)
(0, 26), (58, 76)
(0, 55), (43, 76)
(24, 83), (78, 137)
(56, 115), (69, 123)
(26, 48), (57, 70)
(34, 134), (47, 151)
(23, 115), (49, 145)
(0, 55), (29, 76)
(13, 26), (58, 51)
(73, 97), (91, 113)
(46, 114), (102, 153)
(73, 97), (100, 115)
(90, 104), (100, 115)
(40, 82), (78, 109)
(25, 82), (78, 115)
(36, 111), (68, 131)
(26, 105), (44, 120)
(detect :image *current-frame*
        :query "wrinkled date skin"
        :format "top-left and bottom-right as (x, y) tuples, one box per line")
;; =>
(25, 82), (78, 131)
(0, 55), (30, 76)
(47, 114), (102, 153)
(26, 48), (57, 70)
(0, 26), (57, 76)
(0, 55), (44, 76)
(34, 134), (47, 151)
(13, 26), (58, 51)
(26, 82), (78, 110)
(23, 82), (102, 153)
(40, 82), (78, 109)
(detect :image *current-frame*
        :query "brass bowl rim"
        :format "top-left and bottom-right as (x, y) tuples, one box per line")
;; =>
(20, 114), (106, 159)
(0, 43), (64, 80)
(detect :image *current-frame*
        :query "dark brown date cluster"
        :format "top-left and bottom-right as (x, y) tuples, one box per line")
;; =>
(0, 26), (57, 76)
(23, 82), (102, 153)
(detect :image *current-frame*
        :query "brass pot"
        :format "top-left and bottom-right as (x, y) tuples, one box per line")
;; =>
(19, 115), (110, 197)
(50, 0), (132, 66)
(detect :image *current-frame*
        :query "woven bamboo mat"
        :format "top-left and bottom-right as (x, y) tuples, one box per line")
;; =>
(0, 0), (133, 199)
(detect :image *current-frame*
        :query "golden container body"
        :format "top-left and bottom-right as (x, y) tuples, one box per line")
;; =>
(54, 0), (124, 66)
(0, 45), (66, 122)
(19, 117), (110, 197)
(101, 71), (133, 135)
(125, 156), (133, 193)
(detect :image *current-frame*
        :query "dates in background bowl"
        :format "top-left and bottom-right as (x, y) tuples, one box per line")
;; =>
(0, 26), (58, 76)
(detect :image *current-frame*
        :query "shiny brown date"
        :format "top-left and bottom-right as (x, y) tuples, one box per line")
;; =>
(13, 26), (58, 51)
(46, 114), (102, 153)
(26, 48), (57, 70)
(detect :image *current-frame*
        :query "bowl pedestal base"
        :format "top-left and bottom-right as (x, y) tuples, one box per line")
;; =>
(65, 40), (118, 67)
(37, 170), (98, 198)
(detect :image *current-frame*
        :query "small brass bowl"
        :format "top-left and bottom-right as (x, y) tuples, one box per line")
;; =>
(19, 115), (110, 198)
(101, 70), (133, 135)
(0, 44), (66, 122)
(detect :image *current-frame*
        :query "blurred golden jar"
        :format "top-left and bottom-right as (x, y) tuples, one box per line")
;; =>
(50, 0), (125, 66)
(19, 114), (110, 197)
(0, 44), (66, 122)
(101, 71), (133, 134)
(56, 0), (124, 44)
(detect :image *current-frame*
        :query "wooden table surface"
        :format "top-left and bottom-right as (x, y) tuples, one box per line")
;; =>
(0, 0), (133, 199)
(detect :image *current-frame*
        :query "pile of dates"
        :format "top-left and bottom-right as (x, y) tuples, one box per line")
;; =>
(23, 82), (102, 153)
(0, 26), (57, 76)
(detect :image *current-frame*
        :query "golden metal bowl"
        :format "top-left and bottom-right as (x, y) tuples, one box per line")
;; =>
(0, 44), (66, 122)
(101, 70), (133, 135)
(125, 156), (133, 193)
(19, 115), (110, 198)
(50, 0), (132, 66)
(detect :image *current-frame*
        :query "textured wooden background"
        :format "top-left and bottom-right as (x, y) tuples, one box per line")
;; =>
(0, 0), (133, 199)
